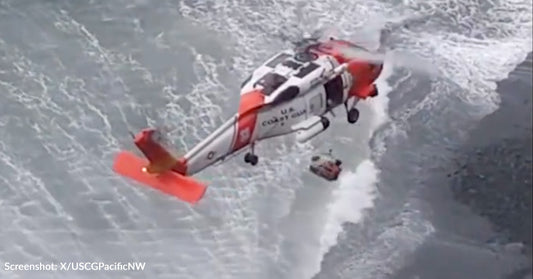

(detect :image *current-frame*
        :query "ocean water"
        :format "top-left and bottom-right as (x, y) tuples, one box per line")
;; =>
(0, 0), (531, 278)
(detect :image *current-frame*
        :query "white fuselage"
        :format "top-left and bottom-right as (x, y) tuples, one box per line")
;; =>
(242, 50), (353, 140)
(182, 49), (355, 175)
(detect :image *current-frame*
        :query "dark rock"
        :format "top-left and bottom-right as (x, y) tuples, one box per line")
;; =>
(448, 61), (533, 253)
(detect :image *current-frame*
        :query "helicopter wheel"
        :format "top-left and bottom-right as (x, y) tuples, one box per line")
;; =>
(347, 108), (359, 124)
(244, 152), (258, 166)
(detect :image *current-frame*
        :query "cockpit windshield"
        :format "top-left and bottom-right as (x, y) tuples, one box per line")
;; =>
(254, 72), (288, 96)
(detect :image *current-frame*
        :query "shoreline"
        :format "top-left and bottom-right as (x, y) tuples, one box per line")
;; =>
(449, 52), (532, 251)
(392, 53), (532, 279)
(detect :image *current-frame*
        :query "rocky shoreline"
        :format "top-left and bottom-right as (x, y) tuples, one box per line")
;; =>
(448, 53), (532, 255)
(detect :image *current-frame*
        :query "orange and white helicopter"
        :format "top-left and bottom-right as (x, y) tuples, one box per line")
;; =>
(113, 37), (387, 204)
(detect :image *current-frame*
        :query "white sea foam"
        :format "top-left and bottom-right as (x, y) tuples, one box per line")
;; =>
(319, 160), (380, 256)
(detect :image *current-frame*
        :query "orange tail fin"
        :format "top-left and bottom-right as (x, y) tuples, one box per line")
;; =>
(133, 128), (182, 174)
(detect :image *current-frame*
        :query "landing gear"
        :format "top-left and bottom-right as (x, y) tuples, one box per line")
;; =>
(244, 144), (259, 166)
(347, 108), (360, 124)
(244, 152), (258, 166)
(344, 97), (360, 124)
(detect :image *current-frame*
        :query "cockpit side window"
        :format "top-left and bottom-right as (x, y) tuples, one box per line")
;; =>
(254, 73), (288, 96)
(272, 85), (299, 104)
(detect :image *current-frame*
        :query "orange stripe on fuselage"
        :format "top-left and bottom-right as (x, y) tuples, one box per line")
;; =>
(231, 89), (265, 152)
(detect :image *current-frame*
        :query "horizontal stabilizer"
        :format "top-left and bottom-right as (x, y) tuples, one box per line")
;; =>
(113, 151), (207, 204)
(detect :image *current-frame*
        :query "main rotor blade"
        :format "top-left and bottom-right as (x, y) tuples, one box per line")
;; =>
(337, 44), (439, 77)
